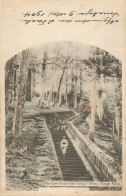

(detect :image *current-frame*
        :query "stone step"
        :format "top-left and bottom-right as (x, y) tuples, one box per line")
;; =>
(50, 128), (93, 181)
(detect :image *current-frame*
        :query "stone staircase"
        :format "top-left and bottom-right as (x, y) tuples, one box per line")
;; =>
(50, 127), (93, 181)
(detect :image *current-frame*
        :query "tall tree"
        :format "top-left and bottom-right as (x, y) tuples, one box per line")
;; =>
(114, 78), (122, 136)
(97, 74), (104, 121)
(88, 67), (97, 142)
(5, 55), (20, 114)
(79, 66), (83, 102)
(26, 69), (31, 101)
(12, 50), (29, 137)
(84, 48), (121, 142)
(31, 71), (36, 98)
(40, 52), (48, 108)
(74, 63), (78, 109)
(25, 49), (37, 101)
(65, 67), (68, 104)
(69, 63), (74, 107)
(5, 58), (14, 114)
(46, 64), (56, 107)
(57, 57), (70, 103)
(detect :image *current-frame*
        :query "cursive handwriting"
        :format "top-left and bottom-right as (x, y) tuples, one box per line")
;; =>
(21, 9), (119, 26)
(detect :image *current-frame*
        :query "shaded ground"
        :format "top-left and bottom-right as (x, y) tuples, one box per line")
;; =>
(6, 98), (71, 190)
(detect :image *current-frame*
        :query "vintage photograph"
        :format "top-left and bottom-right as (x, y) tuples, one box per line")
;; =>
(5, 41), (122, 191)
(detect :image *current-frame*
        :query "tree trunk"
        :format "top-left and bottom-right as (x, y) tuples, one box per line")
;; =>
(26, 69), (31, 101)
(5, 58), (15, 114)
(40, 73), (46, 107)
(40, 52), (48, 107)
(88, 67), (96, 142)
(114, 78), (121, 136)
(14, 70), (16, 99)
(79, 67), (83, 101)
(5, 77), (9, 114)
(46, 64), (56, 107)
(74, 66), (77, 109)
(12, 50), (29, 137)
(57, 66), (66, 102)
(47, 89), (52, 107)
(5, 63), (10, 115)
(65, 69), (68, 104)
(52, 88), (54, 102)
(31, 71), (35, 98)
(97, 74), (104, 121)
(70, 64), (74, 107)
(57, 57), (70, 102)
(98, 95), (103, 121)
(115, 104), (120, 136)
(59, 87), (62, 106)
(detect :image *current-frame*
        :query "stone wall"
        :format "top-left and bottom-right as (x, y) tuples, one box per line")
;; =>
(66, 121), (122, 182)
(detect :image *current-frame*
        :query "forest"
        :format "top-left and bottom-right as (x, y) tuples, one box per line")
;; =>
(5, 42), (122, 190)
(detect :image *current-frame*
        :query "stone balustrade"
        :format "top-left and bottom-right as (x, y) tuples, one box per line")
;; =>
(72, 112), (88, 126)
(66, 121), (122, 182)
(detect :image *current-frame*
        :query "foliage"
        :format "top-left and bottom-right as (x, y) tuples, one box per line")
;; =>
(84, 48), (122, 78)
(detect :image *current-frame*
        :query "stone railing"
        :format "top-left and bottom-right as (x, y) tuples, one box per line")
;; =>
(71, 111), (89, 127)
(66, 121), (122, 182)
